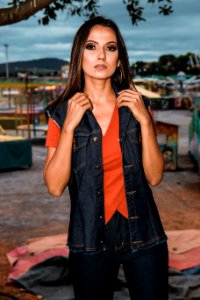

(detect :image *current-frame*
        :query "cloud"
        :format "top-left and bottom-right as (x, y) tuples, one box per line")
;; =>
(34, 43), (71, 50)
(0, 0), (199, 63)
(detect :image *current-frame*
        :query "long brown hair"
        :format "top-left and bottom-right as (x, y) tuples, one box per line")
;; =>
(49, 16), (134, 110)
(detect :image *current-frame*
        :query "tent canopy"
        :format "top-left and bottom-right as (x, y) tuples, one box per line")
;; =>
(135, 85), (160, 99)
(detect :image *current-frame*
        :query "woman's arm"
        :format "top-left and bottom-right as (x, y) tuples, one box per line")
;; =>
(139, 117), (164, 186)
(117, 89), (164, 186)
(43, 128), (74, 197)
(43, 93), (93, 196)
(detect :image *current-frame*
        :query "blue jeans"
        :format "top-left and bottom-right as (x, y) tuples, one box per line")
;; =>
(69, 211), (168, 300)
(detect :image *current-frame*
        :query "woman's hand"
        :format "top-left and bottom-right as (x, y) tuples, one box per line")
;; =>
(63, 92), (93, 132)
(116, 89), (150, 125)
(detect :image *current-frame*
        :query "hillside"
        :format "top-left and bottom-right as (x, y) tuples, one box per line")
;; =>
(0, 58), (69, 75)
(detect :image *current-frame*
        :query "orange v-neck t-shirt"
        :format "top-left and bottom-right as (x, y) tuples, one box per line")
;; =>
(45, 106), (128, 223)
(102, 105), (128, 223)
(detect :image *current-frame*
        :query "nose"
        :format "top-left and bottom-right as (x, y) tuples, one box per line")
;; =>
(97, 47), (106, 60)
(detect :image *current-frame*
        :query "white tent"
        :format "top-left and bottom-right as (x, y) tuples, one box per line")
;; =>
(135, 85), (161, 99)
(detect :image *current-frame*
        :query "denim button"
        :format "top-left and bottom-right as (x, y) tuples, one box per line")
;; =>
(99, 215), (103, 219)
(97, 191), (101, 196)
(100, 240), (104, 244)
(127, 190), (136, 195)
(95, 164), (101, 169)
(93, 136), (98, 142)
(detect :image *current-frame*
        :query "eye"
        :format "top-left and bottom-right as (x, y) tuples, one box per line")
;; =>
(106, 44), (117, 52)
(85, 43), (96, 50)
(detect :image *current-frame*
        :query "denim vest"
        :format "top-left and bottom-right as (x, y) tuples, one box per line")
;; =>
(46, 94), (167, 253)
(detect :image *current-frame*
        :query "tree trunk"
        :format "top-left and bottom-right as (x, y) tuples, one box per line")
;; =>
(0, 0), (56, 26)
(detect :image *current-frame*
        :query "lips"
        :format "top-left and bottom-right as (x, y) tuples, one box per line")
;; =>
(94, 64), (107, 70)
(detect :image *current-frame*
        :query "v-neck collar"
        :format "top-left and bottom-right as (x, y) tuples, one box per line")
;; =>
(102, 105), (117, 137)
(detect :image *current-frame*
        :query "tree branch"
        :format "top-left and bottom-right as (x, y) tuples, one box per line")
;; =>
(0, 0), (174, 27)
(0, 0), (56, 26)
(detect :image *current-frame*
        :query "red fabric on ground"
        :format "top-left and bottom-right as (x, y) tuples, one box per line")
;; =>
(7, 246), (69, 283)
(168, 247), (200, 270)
(166, 230), (200, 254)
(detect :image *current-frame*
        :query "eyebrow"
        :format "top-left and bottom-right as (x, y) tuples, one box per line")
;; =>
(86, 39), (118, 45)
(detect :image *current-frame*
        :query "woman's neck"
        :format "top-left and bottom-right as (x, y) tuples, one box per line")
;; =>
(84, 79), (116, 105)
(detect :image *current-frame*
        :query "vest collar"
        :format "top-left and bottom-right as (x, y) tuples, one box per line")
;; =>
(75, 82), (132, 135)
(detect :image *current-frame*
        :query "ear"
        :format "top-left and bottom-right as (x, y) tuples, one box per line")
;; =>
(117, 60), (120, 68)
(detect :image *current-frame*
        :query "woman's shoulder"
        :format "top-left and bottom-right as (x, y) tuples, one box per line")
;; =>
(46, 100), (68, 128)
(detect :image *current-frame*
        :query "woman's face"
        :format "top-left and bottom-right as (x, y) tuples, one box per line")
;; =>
(82, 25), (120, 81)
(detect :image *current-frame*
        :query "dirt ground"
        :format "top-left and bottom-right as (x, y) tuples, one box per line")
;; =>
(0, 110), (200, 300)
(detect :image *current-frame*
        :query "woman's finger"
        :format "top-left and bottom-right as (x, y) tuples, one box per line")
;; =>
(71, 93), (93, 106)
(117, 95), (140, 106)
(117, 100), (133, 108)
(118, 89), (142, 97)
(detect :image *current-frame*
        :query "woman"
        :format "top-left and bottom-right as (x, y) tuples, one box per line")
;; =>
(44, 16), (168, 300)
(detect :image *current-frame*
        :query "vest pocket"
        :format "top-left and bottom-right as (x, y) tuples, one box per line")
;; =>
(72, 134), (89, 173)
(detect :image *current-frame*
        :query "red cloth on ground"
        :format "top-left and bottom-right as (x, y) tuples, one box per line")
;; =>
(7, 246), (69, 283)
(166, 230), (200, 254)
(168, 247), (200, 271)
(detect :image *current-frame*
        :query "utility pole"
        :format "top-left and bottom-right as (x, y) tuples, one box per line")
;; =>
(4, 43), (11, 107)
(4, 43), (9, 79)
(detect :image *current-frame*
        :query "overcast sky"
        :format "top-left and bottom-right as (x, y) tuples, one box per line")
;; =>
(0, 0), (199, 64)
